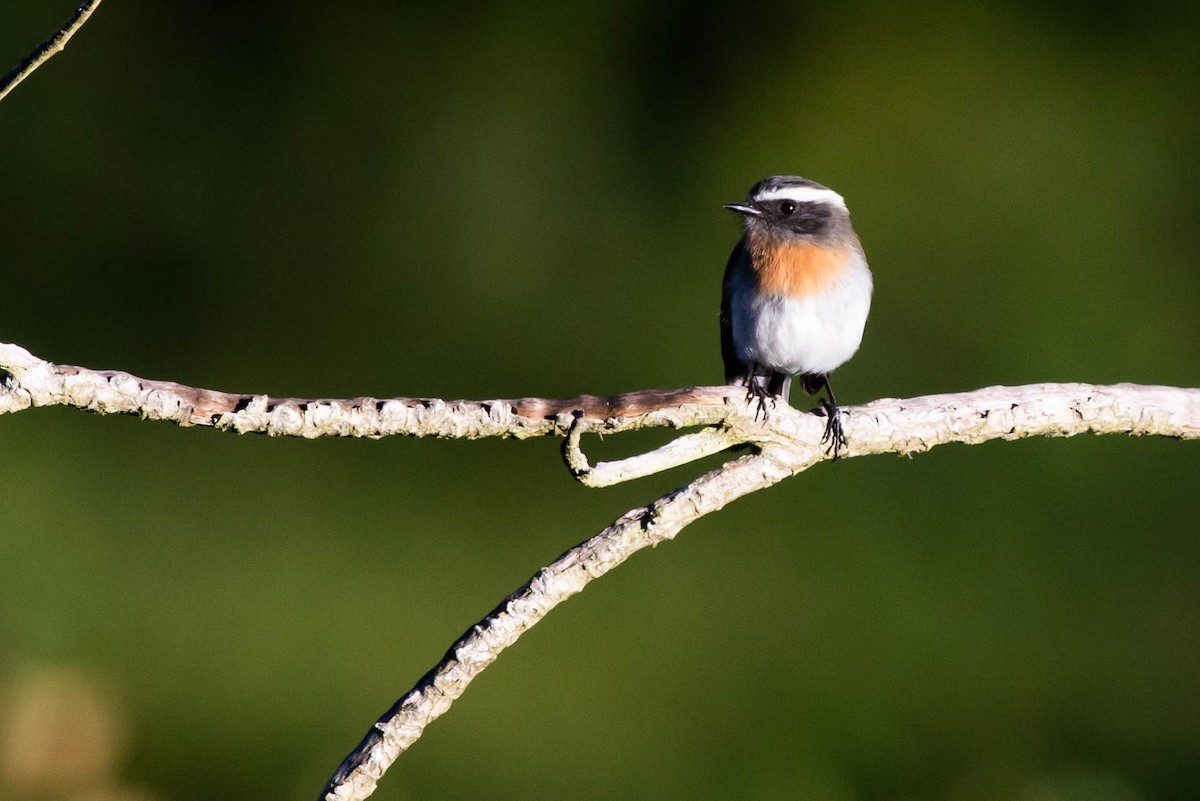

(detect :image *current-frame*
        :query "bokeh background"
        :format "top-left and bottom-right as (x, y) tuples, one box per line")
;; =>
(2, 2), (1198, 800)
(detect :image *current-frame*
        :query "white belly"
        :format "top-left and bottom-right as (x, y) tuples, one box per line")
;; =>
(730, 259), (873, 376)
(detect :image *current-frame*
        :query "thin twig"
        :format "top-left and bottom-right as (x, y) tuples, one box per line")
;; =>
(0, 1), (103, 104)
(564, 419), (744, 486)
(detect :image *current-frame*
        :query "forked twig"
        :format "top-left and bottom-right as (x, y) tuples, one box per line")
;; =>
(318, 380), (1199, 800)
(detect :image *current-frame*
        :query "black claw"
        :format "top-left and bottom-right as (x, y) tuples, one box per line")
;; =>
(818, 398), (848, 459)
(744, 380), (774, 422)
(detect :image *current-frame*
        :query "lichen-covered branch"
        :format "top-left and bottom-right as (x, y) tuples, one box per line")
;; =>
(0, 0), (103, 103)
(5, 343), (1196, 457)
(321, 381), (1199, 801)
(0, 342), (737, 441)
(321, 448), (803, 801)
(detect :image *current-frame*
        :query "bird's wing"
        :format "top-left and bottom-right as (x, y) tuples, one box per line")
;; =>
(720, 234), (749, 384)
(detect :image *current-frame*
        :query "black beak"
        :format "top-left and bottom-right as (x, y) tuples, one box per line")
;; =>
(723, 203), (760, 216)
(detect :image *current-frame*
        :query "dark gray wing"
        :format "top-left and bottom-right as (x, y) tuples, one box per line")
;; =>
(720, 234), (750, 384)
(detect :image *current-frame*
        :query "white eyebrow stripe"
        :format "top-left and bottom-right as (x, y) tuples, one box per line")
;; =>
(753, 186), (846, 208)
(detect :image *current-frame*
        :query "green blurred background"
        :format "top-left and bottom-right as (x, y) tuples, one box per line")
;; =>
(2, 2), (1198, 800)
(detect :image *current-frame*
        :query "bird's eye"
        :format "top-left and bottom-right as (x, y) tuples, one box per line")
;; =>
(780, 201), (796, 215)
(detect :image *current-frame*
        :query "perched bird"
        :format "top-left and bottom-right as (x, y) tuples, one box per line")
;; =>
(720, 175), (873, 456)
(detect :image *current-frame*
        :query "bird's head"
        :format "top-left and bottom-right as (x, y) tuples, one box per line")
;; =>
(725, 175), (855, 246)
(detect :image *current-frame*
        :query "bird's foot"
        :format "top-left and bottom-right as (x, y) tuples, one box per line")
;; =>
(744, 381), (775, 422)
(816, 398), (848, 459)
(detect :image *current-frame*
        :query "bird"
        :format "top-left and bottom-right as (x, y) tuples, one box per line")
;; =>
(719, 175), (873, 457)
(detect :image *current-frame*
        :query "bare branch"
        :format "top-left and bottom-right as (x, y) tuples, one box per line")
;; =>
(0, 342), (737, 441)
(322, 380), (1199, 801)
(321, 448), (804, 801)
(3, 339), (1197, 801)
(5, 343), (1196, 455)
(0, 1), (103, 104)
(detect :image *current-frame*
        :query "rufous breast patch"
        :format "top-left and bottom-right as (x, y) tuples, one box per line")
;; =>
(750, 240), (849, 298)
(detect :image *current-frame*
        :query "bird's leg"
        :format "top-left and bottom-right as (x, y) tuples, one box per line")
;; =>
(766, 372), (792, 403)
(813, 375), (848, 458)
